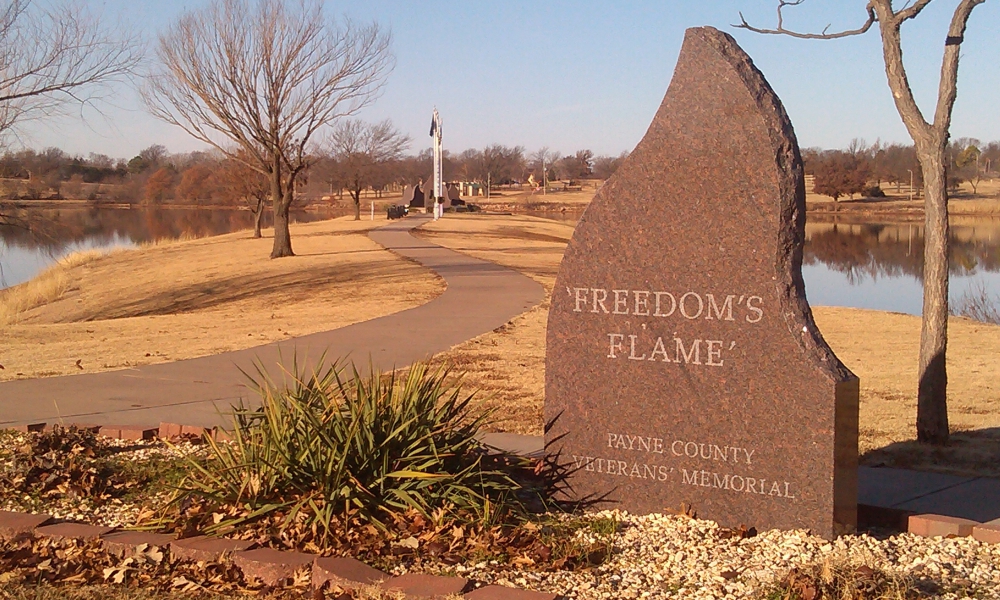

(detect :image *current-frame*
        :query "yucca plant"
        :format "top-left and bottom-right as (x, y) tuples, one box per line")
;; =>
(173, 357), (526, 542)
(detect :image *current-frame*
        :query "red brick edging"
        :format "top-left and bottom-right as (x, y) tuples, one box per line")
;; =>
(0, 509), (560, 598)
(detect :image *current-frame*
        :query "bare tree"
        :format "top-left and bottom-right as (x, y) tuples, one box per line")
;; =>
(143, 0), (393, 258)
(592, 151), (629, 180)
(530, 147), (561, 190)
(0, 0), (140, 228)
(219, 152), (270, 238)
(472, 145), (524, 197)
(327, 119), (410, 220)
(737, 0), (988, 444)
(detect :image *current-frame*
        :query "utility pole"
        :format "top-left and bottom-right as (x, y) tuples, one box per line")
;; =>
(542, 155), (547, 196)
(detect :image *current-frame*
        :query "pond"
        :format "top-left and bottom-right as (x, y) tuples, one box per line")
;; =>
(532, 210), (1000, 318)
(803, 218), (1000, 316)
(0, 206), (348, 289)
(3, 207), (1000, 319)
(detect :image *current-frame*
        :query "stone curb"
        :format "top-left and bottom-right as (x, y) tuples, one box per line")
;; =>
(0, 509), (559, 597)
(101, 531), (177, 557)
(4, 422), (232, 442)
(0, 510), (53, 541)
(380, 572), (470, 598)
(313, 556), (389, 590)
(232, 547), (316, 587)
(35, 522), (114, 541)
(973, 522), (1000, 544)
(464, 585), (560, 599)
(169, 535), (255, 562)
(907, 513), (978, 538)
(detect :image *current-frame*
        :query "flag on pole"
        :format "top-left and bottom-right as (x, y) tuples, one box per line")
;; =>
(429, 108), (440, 137)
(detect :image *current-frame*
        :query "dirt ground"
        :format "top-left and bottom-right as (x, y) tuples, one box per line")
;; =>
(416, 214), (1000, 477)
(0, 216), (443, 381)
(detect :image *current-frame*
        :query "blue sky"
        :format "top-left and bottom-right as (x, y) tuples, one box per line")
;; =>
(19, 0), (1000, 160)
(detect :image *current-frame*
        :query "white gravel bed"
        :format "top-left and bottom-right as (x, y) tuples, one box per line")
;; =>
(0, 433), (204, 528)
(456, 510), (1000, 599)
(4, 431), (999, 599)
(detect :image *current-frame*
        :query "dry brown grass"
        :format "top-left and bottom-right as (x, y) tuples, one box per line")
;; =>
(0, 249), (110, 326)
(0, 216), (443, 381)
(814, 307), (1000, 477)
(416, 215), (572, 435)
(418, 213), (1000, 476)
(758, 554), (924, 600)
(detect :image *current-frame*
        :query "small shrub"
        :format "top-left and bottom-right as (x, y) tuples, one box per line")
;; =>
(952, 279), (1000, 325)
(171, 359), (528, 544)
(863, 185), (886, 198)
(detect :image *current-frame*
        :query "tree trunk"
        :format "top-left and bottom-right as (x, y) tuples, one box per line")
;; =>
(253, 197), (264, 238)
(270, 166), (293, 258)
(353, 190), (361, 220)
(916, 150), (950, 444)
(271, 199), (293, 257)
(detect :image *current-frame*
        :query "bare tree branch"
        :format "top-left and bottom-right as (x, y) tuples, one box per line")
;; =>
(327, 118), (410, 219)
(932, 0), (987, 135)
(143, 0), (394, 257)
(0, 0), (142, 144)
(734, 0), (876, 39)
(738, 0), (991, 443)
(895, 0), (935, 22)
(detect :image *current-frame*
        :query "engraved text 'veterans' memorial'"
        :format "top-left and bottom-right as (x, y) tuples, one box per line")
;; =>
(544, 27), (859, 538)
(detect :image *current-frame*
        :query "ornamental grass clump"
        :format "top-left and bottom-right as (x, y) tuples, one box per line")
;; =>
(173, 359), (526, 543)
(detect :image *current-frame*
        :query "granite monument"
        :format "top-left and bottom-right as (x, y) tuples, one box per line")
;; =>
(544, 27), (859, 538)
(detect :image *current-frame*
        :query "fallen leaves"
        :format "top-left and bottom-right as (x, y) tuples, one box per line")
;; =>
(0, 425), (141, 507)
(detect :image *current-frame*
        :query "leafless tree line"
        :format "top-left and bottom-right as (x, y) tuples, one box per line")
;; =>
(804, 138), (1000, 201)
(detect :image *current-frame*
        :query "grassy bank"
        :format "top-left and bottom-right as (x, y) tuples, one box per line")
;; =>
(0, 216), (443, 381)
(470, 179), (1000, 219)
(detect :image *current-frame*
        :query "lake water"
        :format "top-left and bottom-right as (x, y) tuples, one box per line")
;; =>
(3, 207), (999, 318)
(536, 211), (1000, 317)
(0, 206), (347, 288)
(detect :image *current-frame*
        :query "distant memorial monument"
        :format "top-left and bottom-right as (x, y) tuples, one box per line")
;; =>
(544, 27), (859, 539)
(403, 182), (425, 208)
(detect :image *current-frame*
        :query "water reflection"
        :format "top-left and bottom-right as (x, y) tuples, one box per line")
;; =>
(5, 207), (1000, 317)
(524, 210), (1000, 316)
(802, 218), (1000, 315)
(805, 219), (1000, 284)
(0, 206), (348, 288)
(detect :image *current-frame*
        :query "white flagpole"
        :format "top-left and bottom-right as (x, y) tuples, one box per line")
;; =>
(432, 108), (443, 220)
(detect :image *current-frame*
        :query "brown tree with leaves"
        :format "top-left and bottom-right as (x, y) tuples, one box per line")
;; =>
(218, 154), (270, 238)
(738, 0), (988, 444)
(812, 151), (872, 201)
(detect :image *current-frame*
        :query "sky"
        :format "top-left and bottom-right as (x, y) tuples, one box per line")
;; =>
(16, 0), (1000, 161)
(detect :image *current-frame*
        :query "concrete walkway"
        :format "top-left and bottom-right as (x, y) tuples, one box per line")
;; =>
(477, 434), (1000, 524)
(0, 215), (545, 429)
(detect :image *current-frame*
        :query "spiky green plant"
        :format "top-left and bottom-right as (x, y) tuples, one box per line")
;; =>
(174, 357), (525, 540)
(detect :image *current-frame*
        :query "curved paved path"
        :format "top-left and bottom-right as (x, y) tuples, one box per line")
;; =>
(0, 215), (544, 429)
